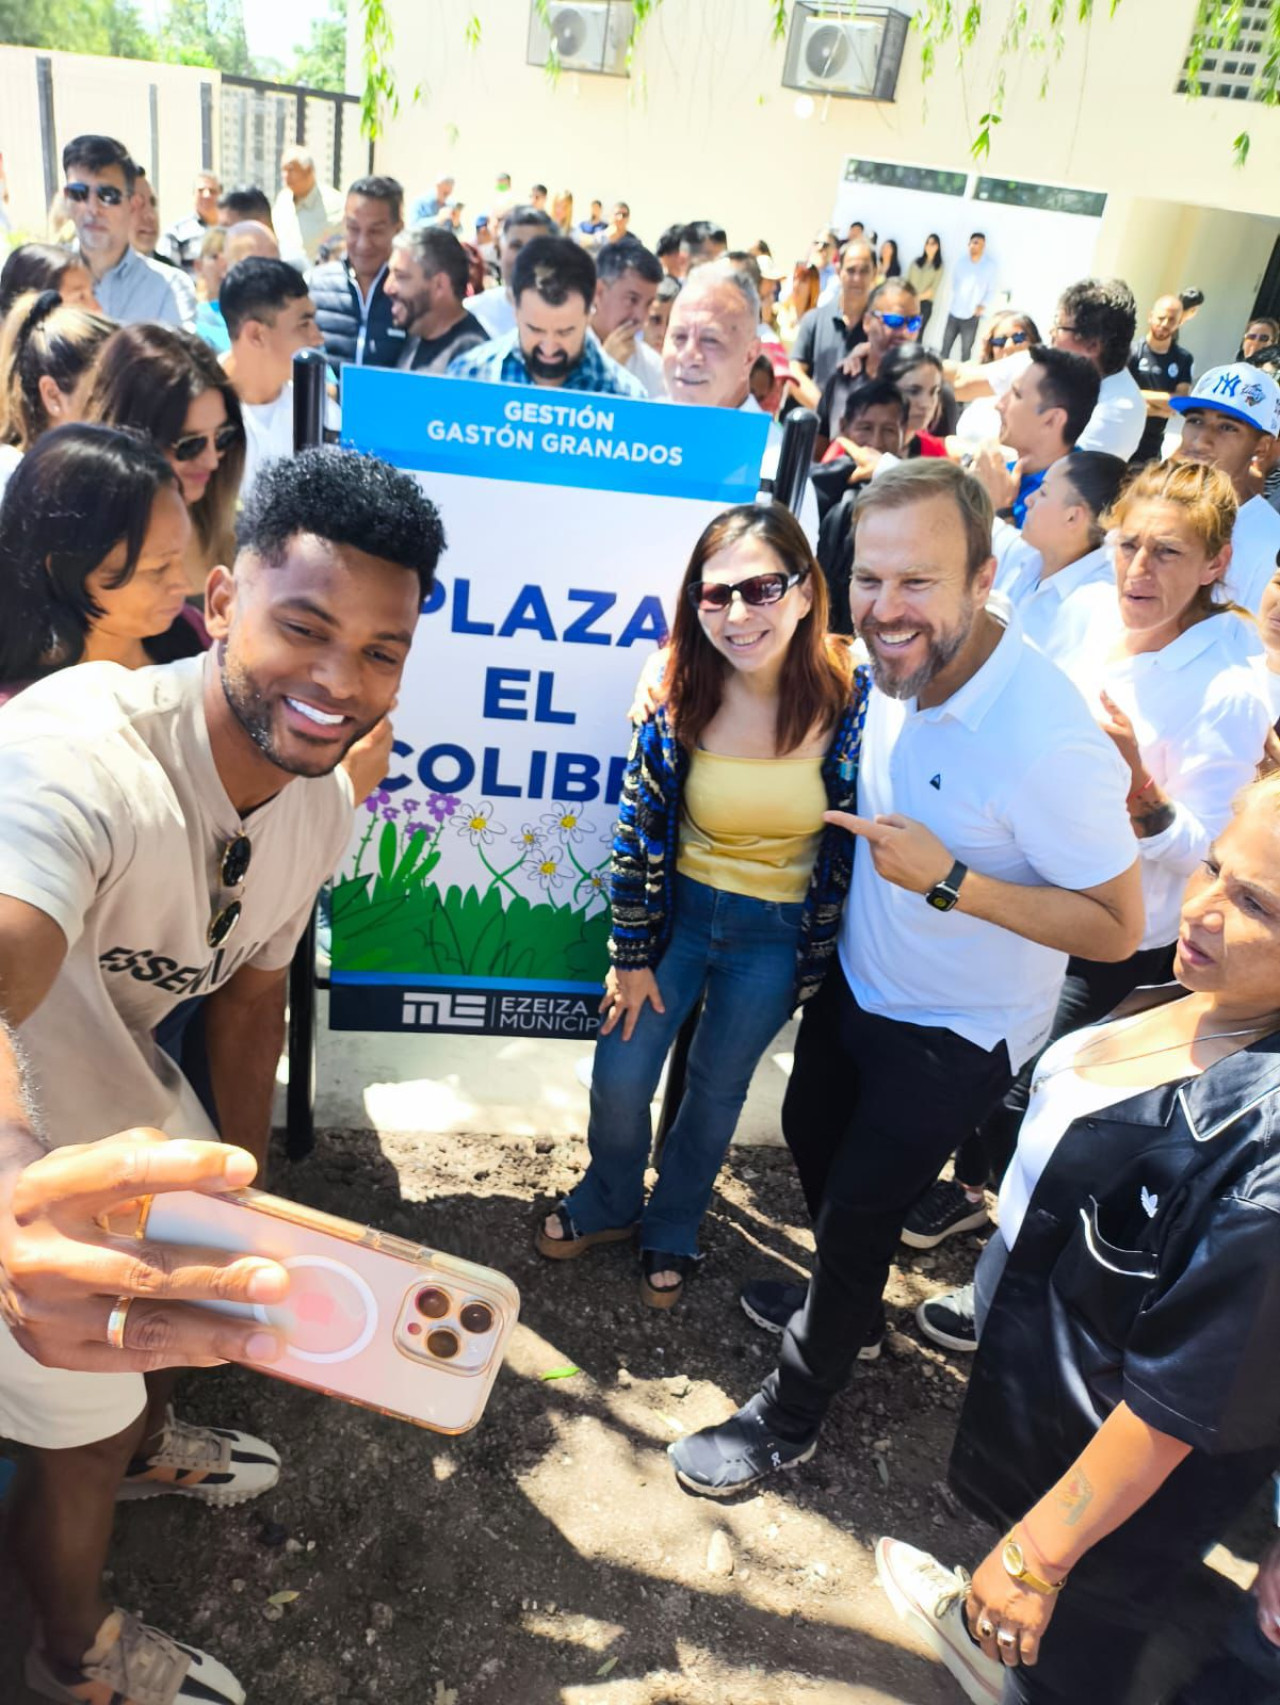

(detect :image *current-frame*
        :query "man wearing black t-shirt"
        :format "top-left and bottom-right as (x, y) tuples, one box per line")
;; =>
(385, 226), (486, 375)
(788, 239), (875, 409)
(1128, 293), (1194, 465)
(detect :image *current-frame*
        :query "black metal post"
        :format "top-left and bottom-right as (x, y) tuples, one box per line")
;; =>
(652, 409), (817, 1163)
(285, 351), (329, 1160)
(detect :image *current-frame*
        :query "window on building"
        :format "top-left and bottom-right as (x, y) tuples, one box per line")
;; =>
(974, 178), (1108, 218)
(842, 157), (967, 196)
(1176, 0), (1276, 99)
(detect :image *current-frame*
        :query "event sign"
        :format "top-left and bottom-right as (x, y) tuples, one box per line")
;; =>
(331, 369), (768, 1038)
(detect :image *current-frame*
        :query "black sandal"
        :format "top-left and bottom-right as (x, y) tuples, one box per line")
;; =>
(535, 1206), (636, 1261)
(639, 1249), (698, 1310)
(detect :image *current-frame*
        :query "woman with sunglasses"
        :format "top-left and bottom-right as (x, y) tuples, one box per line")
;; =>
(84, 322), (244, 594)
(954, 310), (1042, 445)
(0, 423), (200, 702)
(536, 505), (868, 1307)
(0, 290), (114, 500)
(905, 234), (944, 335)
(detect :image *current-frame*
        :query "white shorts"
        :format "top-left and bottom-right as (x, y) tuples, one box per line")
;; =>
(0, 1318), (146, 1448)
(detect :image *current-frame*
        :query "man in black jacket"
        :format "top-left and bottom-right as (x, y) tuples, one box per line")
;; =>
(307, 174), (406, 375)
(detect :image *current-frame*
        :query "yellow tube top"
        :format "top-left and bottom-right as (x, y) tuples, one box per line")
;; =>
(677, 748), (826, 904)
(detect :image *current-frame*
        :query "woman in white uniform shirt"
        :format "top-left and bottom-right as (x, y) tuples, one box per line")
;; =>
(932, 460), (1273, 1292)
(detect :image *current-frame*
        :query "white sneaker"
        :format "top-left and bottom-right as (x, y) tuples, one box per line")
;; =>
(875, 1536), (1003, 1703)
(118, 1405), (280, 1506)
(25, 1608), (245, 1705)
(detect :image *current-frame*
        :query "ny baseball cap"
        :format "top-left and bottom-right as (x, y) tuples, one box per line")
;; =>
(1169, 363), (1280, 436)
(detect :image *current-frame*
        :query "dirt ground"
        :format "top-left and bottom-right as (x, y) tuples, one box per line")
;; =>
(0, 1126), (1268, 1705)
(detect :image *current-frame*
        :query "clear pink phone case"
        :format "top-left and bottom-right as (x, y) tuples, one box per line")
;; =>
(142, 1189), (520, 1434)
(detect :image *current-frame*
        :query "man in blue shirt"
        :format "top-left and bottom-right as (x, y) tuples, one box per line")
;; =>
(63, 134), (195, 330)
(448, 235), (646, 398)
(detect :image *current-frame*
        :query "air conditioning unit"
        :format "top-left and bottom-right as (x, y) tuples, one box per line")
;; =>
(782, 4), (912, 101)
(527, 1), (634, 77)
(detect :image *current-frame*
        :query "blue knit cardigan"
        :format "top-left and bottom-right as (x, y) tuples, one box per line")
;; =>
(607, 666), (870, 1009)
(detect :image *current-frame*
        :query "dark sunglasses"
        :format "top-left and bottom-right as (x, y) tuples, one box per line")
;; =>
(687, 569), (808, 612)
(990, 331), (1031, 349)
(64, 181), (125, 206)
(173, 424), (241, 463)
(875, 311), (924, 335)
(207, 833), (252, 950)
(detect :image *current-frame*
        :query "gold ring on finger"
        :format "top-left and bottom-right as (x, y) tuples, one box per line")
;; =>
(978, 1618), (994, 1639)
(106, 1295), (133, 1350)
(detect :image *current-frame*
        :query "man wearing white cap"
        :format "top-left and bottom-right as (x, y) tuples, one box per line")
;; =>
(1171, 363), (1280, 612)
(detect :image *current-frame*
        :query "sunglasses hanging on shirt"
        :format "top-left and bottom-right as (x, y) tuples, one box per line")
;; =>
(207, 833), (252, 949)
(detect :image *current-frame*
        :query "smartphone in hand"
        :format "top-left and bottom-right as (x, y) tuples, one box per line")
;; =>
(141, 1189), (519, 1434)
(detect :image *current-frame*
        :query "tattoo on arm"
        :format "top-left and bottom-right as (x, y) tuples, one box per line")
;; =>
(1053, 1468), (1095, 1527)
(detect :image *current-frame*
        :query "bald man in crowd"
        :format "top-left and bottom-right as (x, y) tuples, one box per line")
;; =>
(272, 146), (344, 267)
(663, 260), (818, 538)
(1128, 292), (1195, 466)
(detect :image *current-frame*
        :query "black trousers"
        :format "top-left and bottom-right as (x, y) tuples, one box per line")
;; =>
(941, 311), (981, 360)
(763, 967), (1012, 1428)
(956, 942), (1177, 1190)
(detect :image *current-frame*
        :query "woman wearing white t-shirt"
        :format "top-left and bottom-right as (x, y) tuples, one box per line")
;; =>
(923, 460), (1272, 1292)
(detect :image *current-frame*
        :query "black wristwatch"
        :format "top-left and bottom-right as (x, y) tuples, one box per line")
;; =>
(925, 859), (967, 912)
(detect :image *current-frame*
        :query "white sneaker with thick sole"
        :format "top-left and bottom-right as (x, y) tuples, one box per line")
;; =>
(25, 1608), (245, 1705)
(875, 1535), (1003, 1704)
(117, 1404), (280, 1506)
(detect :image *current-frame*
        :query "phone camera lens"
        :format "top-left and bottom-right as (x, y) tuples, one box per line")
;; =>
(426, 1328), (460, 1360)
(415, 1286), (450, 1319)
(460, 1302), (493, 1335)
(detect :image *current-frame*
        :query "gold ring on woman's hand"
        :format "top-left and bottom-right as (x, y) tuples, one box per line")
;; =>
(106, 1295), (133, 1350)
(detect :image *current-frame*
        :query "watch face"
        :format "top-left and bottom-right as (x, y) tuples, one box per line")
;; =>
(1003, 1539), (1025, 1574)
(926, 886), (956, 911)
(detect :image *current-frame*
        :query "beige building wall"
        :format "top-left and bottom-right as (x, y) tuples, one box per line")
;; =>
(362, 0), (1280, 360)
(0, 46), (214, 239)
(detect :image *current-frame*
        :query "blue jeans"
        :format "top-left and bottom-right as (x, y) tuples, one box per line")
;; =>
(563, 874), (803, 1258)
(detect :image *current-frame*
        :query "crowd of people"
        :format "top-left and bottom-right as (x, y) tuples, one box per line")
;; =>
(2, 133), (1280, 1705)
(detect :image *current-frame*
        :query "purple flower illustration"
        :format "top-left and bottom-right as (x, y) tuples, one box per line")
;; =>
(382, 807), (400, 822)
(363, 787), (391, 815)
(400, 797), (421, 814)
(405, 820), (427, 834)
(428, 792), (460, 822)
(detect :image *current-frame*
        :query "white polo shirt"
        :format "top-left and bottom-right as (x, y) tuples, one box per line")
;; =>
(1222, 493), (1280, 614)
(994, 525), (1116, 663)
(1057, 591), (1269, 950)
(838, 600), (1134, 1070)
(1076, 366), (1147, 461)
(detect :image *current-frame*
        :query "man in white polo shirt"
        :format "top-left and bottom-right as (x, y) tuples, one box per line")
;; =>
(1170, 362), (1280, 612)
(669, 460), (1141, 1496)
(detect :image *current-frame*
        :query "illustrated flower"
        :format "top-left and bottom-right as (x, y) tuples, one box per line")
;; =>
(400, 797), (421, 814)
(382, 807), (400, 822)
(428, 792), (460, 822)
(578, 869), (607, 896)
(541, 804), (597, 844)
(533, 855), (565, 891)
(405, 820), (428, 835)
(363, 787), (391, 816)
(456, 802), (505, 846)
(511, 822), (545, 852)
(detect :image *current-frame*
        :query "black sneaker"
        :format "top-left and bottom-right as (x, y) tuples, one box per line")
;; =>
(900, 1179), (990, 1250)
(668, 1393), (818, 1497)
(740, 1278), (883, 1361)
(916, 1284), (978, 1352)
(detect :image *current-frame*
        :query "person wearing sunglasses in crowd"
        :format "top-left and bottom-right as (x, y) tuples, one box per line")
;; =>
(0, 425), (203, 703)
(0, 447), (443, 1705)
(536, 504), (869, 1309)
(85, 322), (245, 595)
(816, 278), (922, 455)
(952, 310), (1041, 446)
(60, 133), (196, 331)
(0, 290), (113, 501)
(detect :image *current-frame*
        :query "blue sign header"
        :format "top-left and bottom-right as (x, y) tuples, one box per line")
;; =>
(341, 369), (768, 504)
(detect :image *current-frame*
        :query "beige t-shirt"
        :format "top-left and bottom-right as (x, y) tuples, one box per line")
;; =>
(0, 655), (353, 1149)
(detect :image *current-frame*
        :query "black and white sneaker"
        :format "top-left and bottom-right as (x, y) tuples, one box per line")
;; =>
(900, 1179), (990, 1250)
(916, 1284), (978, 1353)
(740, 1279), (883, 1360)
(668, 1393), (818, 1497)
